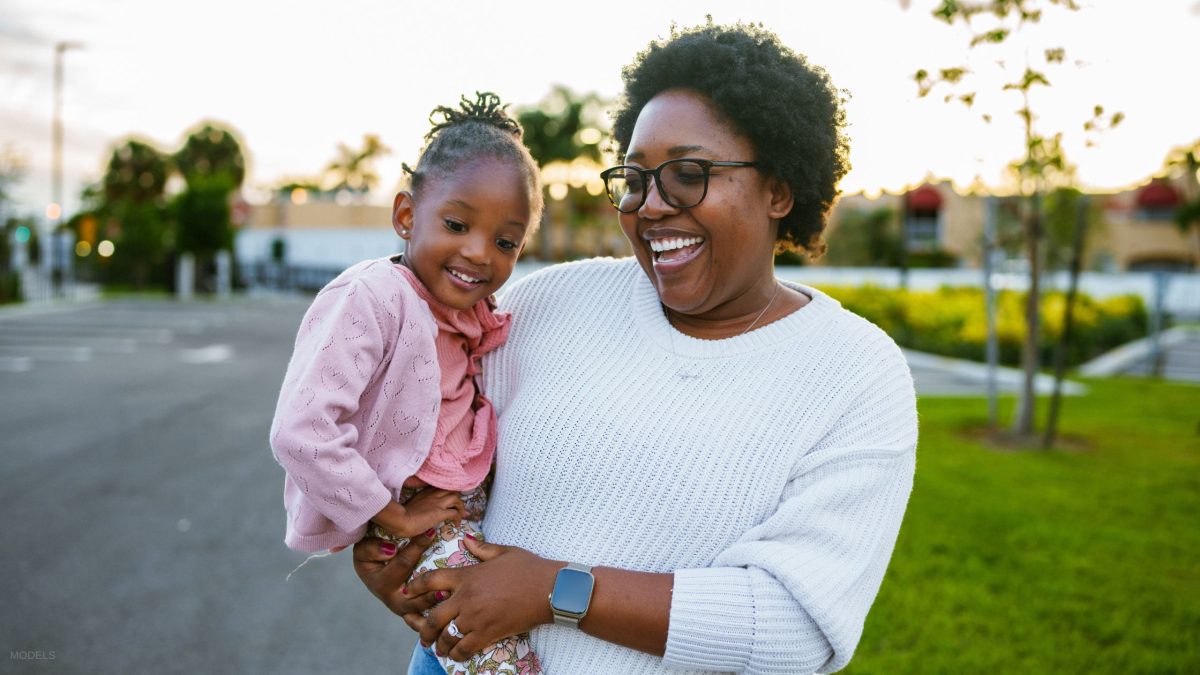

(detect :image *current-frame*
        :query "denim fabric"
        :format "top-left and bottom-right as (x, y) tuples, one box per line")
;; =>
(407, 644), (443, 675)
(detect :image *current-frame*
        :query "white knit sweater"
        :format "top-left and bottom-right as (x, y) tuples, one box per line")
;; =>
(480, 257), (917, 675)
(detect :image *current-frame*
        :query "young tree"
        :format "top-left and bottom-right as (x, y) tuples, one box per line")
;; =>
(1164, 140), (1200, 265)
(914, 0), (1122, 439)
(97, 138), (172, 288)
(174, 123), (246, 190)
(0, 146), (28, 302)
(0, 144), (25, 225)
(172, 123), (247, 291)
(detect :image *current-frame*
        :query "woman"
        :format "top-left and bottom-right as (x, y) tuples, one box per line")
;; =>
(356, 22), (917, 675)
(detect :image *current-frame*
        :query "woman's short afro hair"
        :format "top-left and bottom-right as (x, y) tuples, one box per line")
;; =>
(611, 21), (850, 256)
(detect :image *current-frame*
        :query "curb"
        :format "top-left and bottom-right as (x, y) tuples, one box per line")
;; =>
(902, 349), (1089, 395)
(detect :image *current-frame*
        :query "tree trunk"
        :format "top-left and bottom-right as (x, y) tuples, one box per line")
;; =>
(1013, 191), (1041, 437)
(1042, 195), (1087, 449)
(982, 196), (1000, 428)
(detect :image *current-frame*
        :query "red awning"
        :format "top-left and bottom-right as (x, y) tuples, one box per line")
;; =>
(906, 185), (943, 211)
(1136, 181), (1180, 209)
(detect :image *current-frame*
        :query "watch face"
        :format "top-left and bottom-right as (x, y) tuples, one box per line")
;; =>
(551, 568), (594, 615)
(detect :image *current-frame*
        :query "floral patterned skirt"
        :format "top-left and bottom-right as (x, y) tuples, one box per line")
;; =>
(369, 484), (542, 675)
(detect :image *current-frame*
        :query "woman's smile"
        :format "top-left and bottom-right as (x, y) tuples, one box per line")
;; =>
(646, 233), (706, 270)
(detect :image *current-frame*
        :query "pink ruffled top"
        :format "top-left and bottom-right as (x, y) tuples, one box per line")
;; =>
(395, 264), (511, 491)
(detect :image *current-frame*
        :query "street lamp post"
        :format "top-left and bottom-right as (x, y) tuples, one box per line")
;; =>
(47, 40), (83, 299)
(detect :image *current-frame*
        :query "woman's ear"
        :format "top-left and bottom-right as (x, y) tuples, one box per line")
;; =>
(392, 191), (415, 239)
(766, 176), (794, 221)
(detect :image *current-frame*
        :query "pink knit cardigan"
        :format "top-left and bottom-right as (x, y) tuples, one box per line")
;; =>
(269, 258), (503, 552)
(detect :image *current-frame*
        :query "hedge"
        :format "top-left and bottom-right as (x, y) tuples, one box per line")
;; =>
(818, 285), (1147, 368)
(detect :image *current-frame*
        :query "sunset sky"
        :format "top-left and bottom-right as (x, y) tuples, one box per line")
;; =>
(2, 0), (1198, 217)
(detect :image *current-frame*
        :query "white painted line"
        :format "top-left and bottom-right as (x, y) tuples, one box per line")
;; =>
(179, 344), (234, 364)
(0, 324), (174, 343)
(0, 356), (33, 372)
(0, 335), (136, 353)
(0, 345), (91, 362)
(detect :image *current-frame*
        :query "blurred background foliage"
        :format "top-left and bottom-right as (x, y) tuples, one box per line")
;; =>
(821, 284), (1147, 367)
(68, 122), (247, 290)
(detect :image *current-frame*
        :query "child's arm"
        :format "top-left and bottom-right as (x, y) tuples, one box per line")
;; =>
(371, 489), (467, 539)
(270, 277), (398, 536)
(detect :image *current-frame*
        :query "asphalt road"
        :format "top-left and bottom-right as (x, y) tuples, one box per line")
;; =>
(0, 296), (417, 674)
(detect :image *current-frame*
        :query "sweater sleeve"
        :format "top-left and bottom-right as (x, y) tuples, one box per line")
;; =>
(663, 340), (918, 675)
(269, 278), (396, 533)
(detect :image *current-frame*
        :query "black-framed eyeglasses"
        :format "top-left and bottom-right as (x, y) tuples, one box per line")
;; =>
(599, 158), (758, 213)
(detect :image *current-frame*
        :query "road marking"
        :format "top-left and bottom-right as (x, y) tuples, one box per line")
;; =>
(0, 356), (33, 373)
(180, 344), (234, 364)
(0, 345), (91, 362)
(0, 323), (174, 343)
(0, 335), (136, 353)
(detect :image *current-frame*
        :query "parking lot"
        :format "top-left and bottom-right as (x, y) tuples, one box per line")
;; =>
(0, 297), (417, 673)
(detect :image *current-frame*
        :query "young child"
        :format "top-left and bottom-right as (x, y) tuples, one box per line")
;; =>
(270, 93), (543, 675)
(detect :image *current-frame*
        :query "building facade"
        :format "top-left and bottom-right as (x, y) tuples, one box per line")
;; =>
(825, 177), (1197, 272)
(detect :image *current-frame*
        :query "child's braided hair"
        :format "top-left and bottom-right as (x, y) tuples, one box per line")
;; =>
(403, 92), (543, 221)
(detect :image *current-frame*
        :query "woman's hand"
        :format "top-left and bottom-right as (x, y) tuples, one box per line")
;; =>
(352, 533), (442, 621)
(407, 536), (561, 661)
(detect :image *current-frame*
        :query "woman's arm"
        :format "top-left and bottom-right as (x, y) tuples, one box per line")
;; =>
(354, 535), (673, 659)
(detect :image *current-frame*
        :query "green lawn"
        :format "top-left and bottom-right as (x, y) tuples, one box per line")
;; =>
(847, 378), (1200, 674)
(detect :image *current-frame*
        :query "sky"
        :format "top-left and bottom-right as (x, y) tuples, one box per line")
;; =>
(2, 0), (1198, 218)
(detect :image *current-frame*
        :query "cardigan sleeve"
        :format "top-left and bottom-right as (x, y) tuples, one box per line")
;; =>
(269, 277), (396, 533)
(662, 341), (918, 675)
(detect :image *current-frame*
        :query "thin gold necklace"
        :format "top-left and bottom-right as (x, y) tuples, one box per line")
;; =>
(667, 282), (782, 379)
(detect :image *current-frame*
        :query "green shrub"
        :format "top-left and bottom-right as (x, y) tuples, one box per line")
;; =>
(819, 285), (1147, 367)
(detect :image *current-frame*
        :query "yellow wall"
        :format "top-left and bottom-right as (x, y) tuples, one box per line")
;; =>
(245, 200), (392, 230)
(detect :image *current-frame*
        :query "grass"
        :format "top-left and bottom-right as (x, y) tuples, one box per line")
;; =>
(846, 378), (1200, 674)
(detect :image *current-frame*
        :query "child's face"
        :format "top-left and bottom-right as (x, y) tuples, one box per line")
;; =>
(392, 158), (533, 310)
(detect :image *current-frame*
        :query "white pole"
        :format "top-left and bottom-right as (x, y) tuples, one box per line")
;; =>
(176, 253), (195, 302)
(215, 250), (231, 299)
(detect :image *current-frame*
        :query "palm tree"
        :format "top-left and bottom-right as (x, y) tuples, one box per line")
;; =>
(517, 86), (607, 260)
(323, 134), (391, 193)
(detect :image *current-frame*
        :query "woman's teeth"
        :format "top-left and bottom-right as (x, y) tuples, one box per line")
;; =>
(449, 269), (482, 284)
(649, 237), (703, 253)
(650, 237), (704, 260)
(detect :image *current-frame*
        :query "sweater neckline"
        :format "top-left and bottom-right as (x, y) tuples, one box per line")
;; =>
(630, 262), (841, 360)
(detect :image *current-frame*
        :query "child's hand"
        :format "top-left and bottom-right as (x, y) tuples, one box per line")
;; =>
(373, 488), (466, 539)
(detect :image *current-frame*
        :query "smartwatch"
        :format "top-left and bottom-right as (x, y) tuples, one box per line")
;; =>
(548, 562), (595, 628)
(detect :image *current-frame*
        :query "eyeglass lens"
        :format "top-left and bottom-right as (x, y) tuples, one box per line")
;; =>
(606, 160), (709, 212)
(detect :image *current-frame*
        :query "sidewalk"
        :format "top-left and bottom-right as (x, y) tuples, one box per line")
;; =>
(1079, 326), (1200, 384)
(905, 349), (1088, 397)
